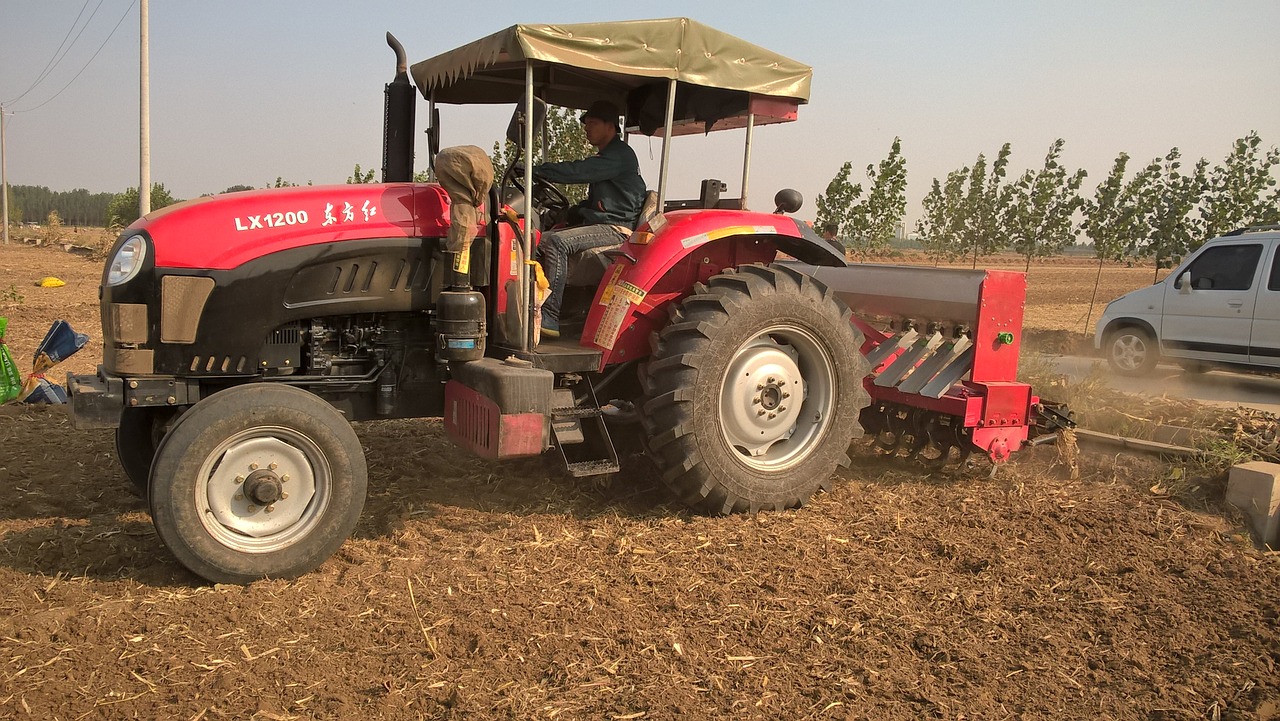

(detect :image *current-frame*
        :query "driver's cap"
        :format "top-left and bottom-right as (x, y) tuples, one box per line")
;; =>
(580, 100), (621, 125)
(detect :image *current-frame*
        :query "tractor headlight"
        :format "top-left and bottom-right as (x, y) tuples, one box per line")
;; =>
(106, 235), (147, 286)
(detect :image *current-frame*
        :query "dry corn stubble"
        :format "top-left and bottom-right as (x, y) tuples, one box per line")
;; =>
(0, 242), (1277, 719)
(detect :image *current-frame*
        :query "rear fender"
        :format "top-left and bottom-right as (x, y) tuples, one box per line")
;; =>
(581, 209), (846, 368)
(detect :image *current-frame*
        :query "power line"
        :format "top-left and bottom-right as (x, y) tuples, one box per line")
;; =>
(11, 0), (138, 115)
(4, 0), (101, 106)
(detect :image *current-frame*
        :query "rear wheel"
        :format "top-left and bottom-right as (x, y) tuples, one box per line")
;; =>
(148, 384), (367, 584)
(641, 263), (870, 514)
(1105, 326), (1158, 376)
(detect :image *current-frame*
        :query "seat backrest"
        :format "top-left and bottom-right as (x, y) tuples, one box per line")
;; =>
(636, 190), (660, 229)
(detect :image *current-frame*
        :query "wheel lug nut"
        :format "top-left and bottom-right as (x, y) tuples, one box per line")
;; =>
(757, 410), (766, 416)
(234, 493), (244, 501)
(281, 492), (289, 500)
(249, 462), (259, 471)
(268, 462), (278, 471)
(266, 505), (275, 513)
(247, 505), (257, 513)
(234, 475), (244, 484)
(756, 384), (764, 391)
(768, 412), (776, 419)
(281, 474), (290, 482)
(779, 406), (787, 412)
(752, 397), (761, 405)
(767, 376), (775, 384)
(782, 392), (790, 399)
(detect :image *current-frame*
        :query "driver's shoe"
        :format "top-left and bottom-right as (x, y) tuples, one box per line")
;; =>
(541, 314), (560, 339)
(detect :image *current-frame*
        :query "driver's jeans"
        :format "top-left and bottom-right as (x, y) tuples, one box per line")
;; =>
(536, 224), (629, 328)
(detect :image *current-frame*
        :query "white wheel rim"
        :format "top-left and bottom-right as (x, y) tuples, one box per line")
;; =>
(195, 426), (330, 554)
(1111, 333), (1148, 372)
(719, 324), (836, 471)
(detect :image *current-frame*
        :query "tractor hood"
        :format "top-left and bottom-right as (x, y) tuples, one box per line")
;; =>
(128, 184), (452, 270)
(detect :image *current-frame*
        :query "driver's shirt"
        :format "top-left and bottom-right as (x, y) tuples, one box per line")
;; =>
(533, 137), (646, 228)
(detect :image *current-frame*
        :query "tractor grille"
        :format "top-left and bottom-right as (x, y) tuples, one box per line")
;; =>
(444, 380), (500, 458)
(188, 355), (249, 374)
(454, 396), (493, 451)
(268, 325), (302, 345)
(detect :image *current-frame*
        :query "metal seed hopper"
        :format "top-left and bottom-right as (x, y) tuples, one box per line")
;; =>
(792, 263), (1065, 467)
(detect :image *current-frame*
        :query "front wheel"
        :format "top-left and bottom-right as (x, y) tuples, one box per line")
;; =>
(148, 384), (368, 584)
(641, 263), (870, 514)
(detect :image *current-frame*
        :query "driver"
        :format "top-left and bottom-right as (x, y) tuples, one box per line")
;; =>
(529, 100), (646, 338)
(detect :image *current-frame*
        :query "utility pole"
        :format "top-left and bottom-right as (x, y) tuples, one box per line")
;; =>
(139, 0), (150, 216)
(1, 105), (8, 246)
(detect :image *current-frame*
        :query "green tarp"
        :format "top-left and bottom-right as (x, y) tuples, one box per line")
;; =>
(410, 18), (812, 113)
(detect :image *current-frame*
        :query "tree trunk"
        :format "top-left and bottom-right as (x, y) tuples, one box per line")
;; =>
(1085, 255), (1105, 334)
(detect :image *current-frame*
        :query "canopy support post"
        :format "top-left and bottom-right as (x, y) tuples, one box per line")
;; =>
(427, 95), (436, 181)
(656, 78), (677, 209)
(521, 61), (535, 353)
(740, 111), (755, 210)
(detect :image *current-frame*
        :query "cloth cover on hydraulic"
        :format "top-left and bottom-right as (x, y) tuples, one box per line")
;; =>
(433, 145), (495, 256)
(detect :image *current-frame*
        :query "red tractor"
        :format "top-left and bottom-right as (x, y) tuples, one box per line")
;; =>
(69, 19), (1066, 584)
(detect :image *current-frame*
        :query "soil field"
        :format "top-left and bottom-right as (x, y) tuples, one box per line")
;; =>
(1, 241), (1278, 720)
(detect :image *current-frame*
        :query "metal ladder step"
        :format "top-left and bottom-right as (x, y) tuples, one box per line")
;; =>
(564, 459), (621, 477)
(551, 386), (620, 477)
(552, 406), (604, 419)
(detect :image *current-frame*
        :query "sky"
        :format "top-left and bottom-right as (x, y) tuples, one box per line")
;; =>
(2, 1), (1278, 227)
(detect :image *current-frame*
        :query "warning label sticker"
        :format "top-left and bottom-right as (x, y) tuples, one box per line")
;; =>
(594, 293), (632, 350)
(598, 264), (626, 306)
(614, 280), (646, 305)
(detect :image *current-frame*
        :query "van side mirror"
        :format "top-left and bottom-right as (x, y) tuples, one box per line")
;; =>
(1176, 271), (1192, 293)
(505, 98), (547, 149)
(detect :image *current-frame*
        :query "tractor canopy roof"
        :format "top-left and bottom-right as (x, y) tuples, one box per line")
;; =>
(409, 18), (812, 136)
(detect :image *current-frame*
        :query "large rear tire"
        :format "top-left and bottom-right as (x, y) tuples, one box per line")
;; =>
(148, 384), (367, 584)
(641, 263), (870, 514)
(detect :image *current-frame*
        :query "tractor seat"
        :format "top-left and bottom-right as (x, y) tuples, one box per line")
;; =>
(564, 190), (660, 287)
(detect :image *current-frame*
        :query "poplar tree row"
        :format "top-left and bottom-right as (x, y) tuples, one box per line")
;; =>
(815, 132), (1280, 271)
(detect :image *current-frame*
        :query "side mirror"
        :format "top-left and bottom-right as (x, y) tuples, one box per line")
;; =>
(505, 98), (547, 149)
(773, 188), (803, 215)
(1176, 271), (1192, 293)
(427, 107), (441, 158)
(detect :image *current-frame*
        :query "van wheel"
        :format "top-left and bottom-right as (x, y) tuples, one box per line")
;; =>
(148, 384), (367, 584)
(1105, 327), (1158, 376)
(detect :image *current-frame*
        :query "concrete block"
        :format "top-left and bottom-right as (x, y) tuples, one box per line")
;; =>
(1226, 461), (1280, 550)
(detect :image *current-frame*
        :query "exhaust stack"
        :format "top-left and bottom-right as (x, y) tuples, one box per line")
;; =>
(382, 32), (416, 183)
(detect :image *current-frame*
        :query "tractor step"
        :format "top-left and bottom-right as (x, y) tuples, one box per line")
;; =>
(493, 339), (602, 374)
(564, 459), (621, 477)
(550, 386), (620, 477)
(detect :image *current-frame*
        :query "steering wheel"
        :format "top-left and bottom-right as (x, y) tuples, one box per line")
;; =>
(503, 162), (571, 228)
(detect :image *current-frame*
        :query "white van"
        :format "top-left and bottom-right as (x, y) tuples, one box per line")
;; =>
(1095, 225), (1280, 375)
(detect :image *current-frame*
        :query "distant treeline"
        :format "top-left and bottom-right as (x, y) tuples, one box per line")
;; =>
(7, 185), (114, 226)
